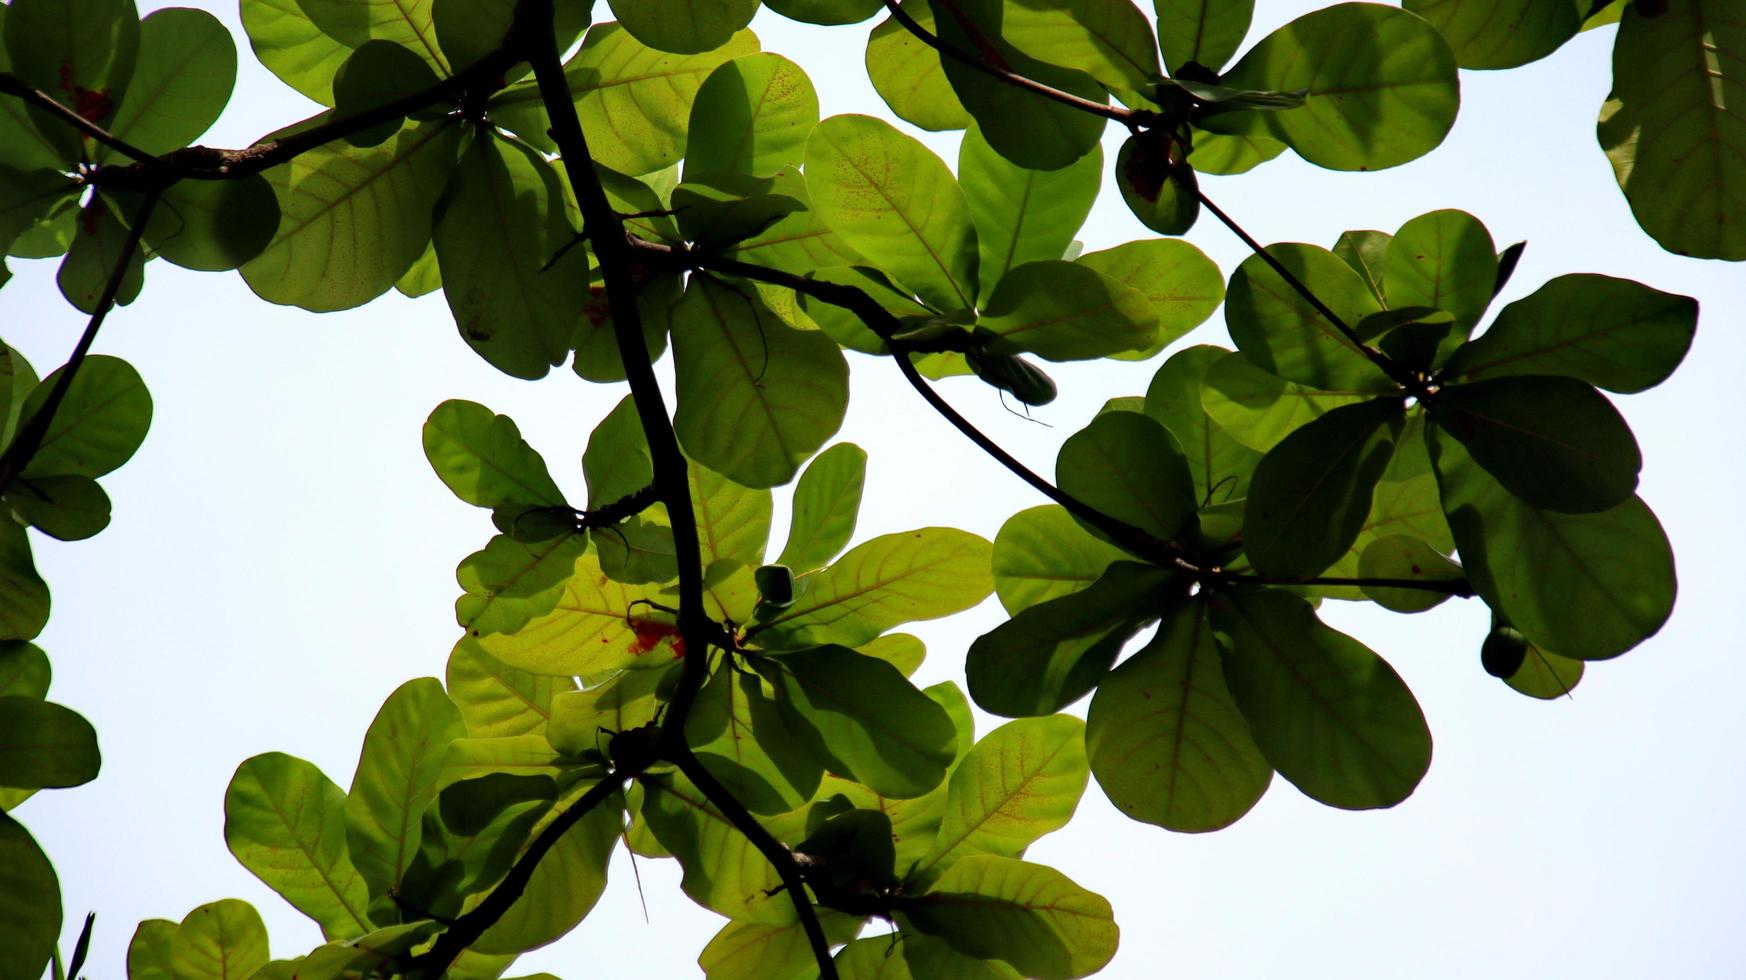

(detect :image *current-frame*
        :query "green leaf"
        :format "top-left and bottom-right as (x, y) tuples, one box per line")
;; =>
(1598, 0), (1746, 259)
(1427, 376), (1639, 513)
(609, 0), (757, 54)
(126, 919), (177, 980)
(990, 505), (1129, 615)
(475, 553), (686, 675)
(688, 667), (823, 814)
(223, 752), (374, 939)
(1076, 239), (1224, 360)
(672, 172), (807, 249)
(425, 399), (565, 517)
(56, 198), (145, 314)
(345, 679), (468, 904)
(1504, 642), (1584, 700)
(1116, 130), (1199, 235)
(0, 811), (57, 980)
(765, 0), (883, 25)
(691, 462), (773, 568)
(1186, 129), (1288, 175)
(435, 136), (588, 379)
(672, 277), (849, 488)
(0, 7), (69, 171)
(170, 899), (270, 980)
(242, 119), (461, 311)
(0, 520), (48, 642)
(0, 643), (47, 701)
(1087, 602), (1272, 832)
(1225, 243), (1393, 391)
(967, 562), (1173, 717)
(1404, 0), (1580, 69)
(1200, 350), (1377, 452)
(456, 534), (588, 638)
(763, 645), (957, 798)
(432, 0), (589, 78)
(913, 715), (1088, 883)
(473, 786), (621, 954)
(754, 528), (993, 648)
(1144, 345), (1264, 504)
(1356, 534), (1463, 613)
(4, 0), (138, 152)
(902, 855), (1118, 980)
(1242, 397), (1403, 578)
(775, 442), (866, 574)
(100, 8), (235, 160)
(5, 475), (110, 541)
(448, 638), (574, 739)
(331, 40), (439, 148)
(0, 168), (77, 257)
(0, 697), (97, 789)
(865, 1), (971, 131)
(492, 24), (760, 174)
(1218, 2), (1459, 170)
(1384, 209), (1497, 333)
(806, 113), (979, 311)
(722, 170), (864, 276)
(994, 0), (1162, 96)
(836, 934), (1022, 979)
(960, 124), (1099, 307)
(1427, 427), (1673, 659)
(702, 913), (864, 980)
(18, 354), (149, 480)
(687, 54), (820, 177)
(1056, 411), (1198, 546)
(1156, 0), (1253, 74)
(639, 773), (805, 923)
(239, 0), (351, 105)
(1210, 588), (1431, 809)
(978, 261), (1156, 360)
(579, 394), (672, 584)
(143, 175), (281, 272)
(547, 666), (667, 758)
(294, 0), (449, 73)
(1440, 274), (1697, 393)
(1333, 228), (1391, 304)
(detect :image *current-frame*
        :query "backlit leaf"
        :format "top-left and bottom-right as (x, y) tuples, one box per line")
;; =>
(100, 8), (235, 160)
(991, 505), (1129, 615)
(1143, 345), (1264, 504)
(775, 442), (865, 574)
(1404, 0), (1580, 69)
(865, 1), (971, 131)
(347, 678), (468, 902)
(1076, 239), (1224, 360)
(978, 261), (1156, 361)
(0, 811), (58, 980)
(224, 752), (373, 939)
(1225, 243), (1392, 391)
(423, 400), (565, 512)
(1156, 0), (1253, 74)
(170, 899), (270, 980)
(1383, 209), (1496, 333)
(961, 124), (1099, 308)
(1056, 410), (1198, 546)
(902, 855), (1118, 980)
(688, 54), (820, 177)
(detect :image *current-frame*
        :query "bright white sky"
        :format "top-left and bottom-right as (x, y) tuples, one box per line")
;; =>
(6, 2), (1744, 978)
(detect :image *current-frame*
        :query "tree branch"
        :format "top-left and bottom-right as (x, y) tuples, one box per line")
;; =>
(877, 0), (1145, 126)
(0, 187), (161, 494)
(406, 770), (633, 977)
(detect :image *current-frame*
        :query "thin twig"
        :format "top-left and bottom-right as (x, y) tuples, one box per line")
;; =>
(1217, 572), (1474, 596)
(0, 187), (161, 493)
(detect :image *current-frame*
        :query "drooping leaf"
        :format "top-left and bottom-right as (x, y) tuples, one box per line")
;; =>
(1056, 411), (1198, 547)
(1075, 239), (1224, 359)
(1428, 427), (1674, 659)
(1403, 0), (1581, 69)
(0, 811), (58, 980)
(56, 197), (145, 314)
(448, 639), (575, 740)
(1225, 243), (1393, 391)
(224, 752), (374, 939)
(960, 124), (1100, 307)
(967, 562), (1174, 717)
(1143, 345), (1264, 504)
(242, 119), (462, 311)
(865, 0), (972, 131)
(1598, 0), (1746, 260)
(1087, 602), (1272, 832)
(754, 528), (993, 649)
(491, 24), (760, 174)
(901, 855), (1119, 980)
(1383, 209), (1496, 333)
(100, 8), (236, 160)
(1356, 534), (1464, 613)
(1242, 397), (1403, 578)
(762, 645), (957, 798)
(805, 113), (979, 312)
(347, 678), (469, 902)
(1116, 129), (1199, 235)
(687, 54), (820, 177)
(1156, 0), (1254, 74)
(775, 442), (866, 574)
(17, 354), (149, 480)
(1427, 376), (1640, 514)
(991, 505), (1129, 615)
(1217, 2), (1459, 171)
(672, 277), (849, 488)
(1504, 642), (1584, 700)
(0, 697), (97, 790)
(169, 899), (271, 980)
(913, 715), (1088, 883)
(1440, 274), (1697, 393)
(977, 261), (1156, 361)
(1211, 588), (1432, 809)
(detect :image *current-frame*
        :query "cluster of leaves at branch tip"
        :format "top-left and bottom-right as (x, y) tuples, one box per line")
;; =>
(0, 0), (1730, 977)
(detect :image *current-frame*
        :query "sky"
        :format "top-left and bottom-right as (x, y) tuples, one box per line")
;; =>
(5, 2), (1745, 978)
